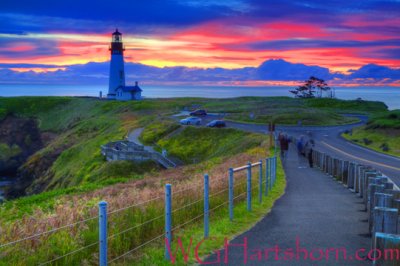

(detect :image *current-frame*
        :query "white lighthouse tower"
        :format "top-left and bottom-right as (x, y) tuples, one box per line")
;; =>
(107, 29), (125, 99)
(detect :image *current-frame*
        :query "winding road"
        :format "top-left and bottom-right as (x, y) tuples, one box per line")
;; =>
(184, 113), (400, 186)
(167, 112), (400, 265)
(197, 114), (399, 265)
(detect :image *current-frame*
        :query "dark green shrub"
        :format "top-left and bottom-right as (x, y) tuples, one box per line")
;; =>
(380, 143), (390, 152)
(363, 138), (373, 145)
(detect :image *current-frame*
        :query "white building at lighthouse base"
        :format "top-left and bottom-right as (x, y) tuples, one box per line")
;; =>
(115, 82), (142, 101)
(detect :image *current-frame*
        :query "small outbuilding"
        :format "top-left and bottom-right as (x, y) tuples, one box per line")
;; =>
(115, 81), (142, 101)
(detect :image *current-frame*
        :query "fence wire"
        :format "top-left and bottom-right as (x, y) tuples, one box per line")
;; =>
(0, 215), (98, 249)
(39, 241), (98, 265)
(3, 157), (276, 266)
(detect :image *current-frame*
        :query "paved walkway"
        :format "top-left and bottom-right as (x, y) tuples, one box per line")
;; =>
(127, 128), (155, 153)
(206, 145), (371, 265)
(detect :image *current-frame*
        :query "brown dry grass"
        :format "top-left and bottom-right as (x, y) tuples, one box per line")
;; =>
(0, 142), (269, 249)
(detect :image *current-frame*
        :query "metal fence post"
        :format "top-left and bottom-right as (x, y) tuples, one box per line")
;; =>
(271, 157), (274, 187)
(165, 184), (172, 260)
(272, 157), (276, 186)
(247, 162), (252, 211)
(275, 156), (278, 181)
(229, 168), (234, 221)
(99, 201), (108, 266)
(204, 174), (209, 238)
(269, 158), (272, 191)
(259, 160), (263, 203)
(275, 156), (278, 183)
(265, 158), (269, 196)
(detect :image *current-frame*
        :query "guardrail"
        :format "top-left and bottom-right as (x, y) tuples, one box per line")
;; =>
(0, 156), (278, 265)
(312, 149), (400, 263)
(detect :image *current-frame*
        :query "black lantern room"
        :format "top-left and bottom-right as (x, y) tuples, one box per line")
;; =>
(110, 29), (124, 55)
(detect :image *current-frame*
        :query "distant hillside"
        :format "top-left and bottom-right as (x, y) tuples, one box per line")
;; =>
(0, 96), (388, 200)
(1, 59), (400, 85)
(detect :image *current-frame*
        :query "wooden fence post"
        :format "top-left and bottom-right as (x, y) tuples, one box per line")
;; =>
(364, 172), (378, 209)
(374, 232), (400, 266)
(373, 207), (398, 242)
(369, 184), (386, 233)
(374, 193), (394, 209)
(348, 162), (354, 190)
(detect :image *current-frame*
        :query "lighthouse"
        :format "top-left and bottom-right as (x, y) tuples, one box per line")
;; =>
(107, 29), (126, 99)
(107, 29), (142, 101)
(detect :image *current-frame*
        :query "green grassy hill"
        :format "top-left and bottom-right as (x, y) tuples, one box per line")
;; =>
(0, 96), (388, 200)
(0, 95), (390, 265)
(203, 97), (387, 125)
(343, 110), (400, 156)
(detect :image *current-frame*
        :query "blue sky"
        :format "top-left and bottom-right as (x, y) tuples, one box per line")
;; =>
(0, 0), (399, 86)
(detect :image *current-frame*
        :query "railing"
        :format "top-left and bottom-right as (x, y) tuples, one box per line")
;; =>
(101, 141), (144, 152)
(0, 156), (278, 265)
(312, 149), (400, 262)
(101, 141), (176, 168)
(151, 152), (176, 168)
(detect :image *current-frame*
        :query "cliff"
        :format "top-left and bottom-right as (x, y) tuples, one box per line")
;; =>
(0, 115), (44, 177)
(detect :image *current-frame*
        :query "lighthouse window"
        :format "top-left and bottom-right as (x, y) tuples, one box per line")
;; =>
(119, 71), (124, 79)
(113, 35), (120, 42)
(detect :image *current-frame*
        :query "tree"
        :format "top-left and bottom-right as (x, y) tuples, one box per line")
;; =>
(290, 76), (331, 98)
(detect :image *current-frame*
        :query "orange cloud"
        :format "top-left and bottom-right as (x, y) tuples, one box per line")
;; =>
(0, 16), (399, 77)
(9, 67), (66, 73)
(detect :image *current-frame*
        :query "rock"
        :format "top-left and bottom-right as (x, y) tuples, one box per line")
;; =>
(0, 115), (43, 176)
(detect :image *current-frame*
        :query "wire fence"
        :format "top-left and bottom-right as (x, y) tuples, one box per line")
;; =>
(0, 215), (99, 249)
(0, 156), (278, 265)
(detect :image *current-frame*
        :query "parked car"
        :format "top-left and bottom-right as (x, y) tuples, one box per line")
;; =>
(206, 120), (226, 128)
(190, 109), (207, 116)
(180, 117), (202, 125)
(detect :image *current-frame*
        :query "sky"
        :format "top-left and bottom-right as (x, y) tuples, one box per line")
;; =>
(0, 0), (399, 86)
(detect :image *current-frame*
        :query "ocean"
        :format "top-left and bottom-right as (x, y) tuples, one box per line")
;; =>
(0, 84), (399, 110)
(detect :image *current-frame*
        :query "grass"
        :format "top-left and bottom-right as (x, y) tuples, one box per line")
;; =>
(157, 127), (265, 164)
(0, 96), (386, 199)
(0, 97), (157, 196)
(139, 119), (181, 145)
(0, 144), (285, 265)
(0, 96), (387, 201)
(202, 97), (386, 126)
(127, 155), (286, 266)
(342, 110), (400, 156)
(1, 96), (243, 197)
(0, 108), (6, 120)
(304, 97), (387, 113)
(4, 94), (378, 265)
(0, 143), (21, 161)
(0, 95), (387, 208)
(3, 127), (265, 219)
(225, 108), (358, 125)
(365, 110), (400, 130)
(0, 97), (72, 122)
(343, 127), (400, 157)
